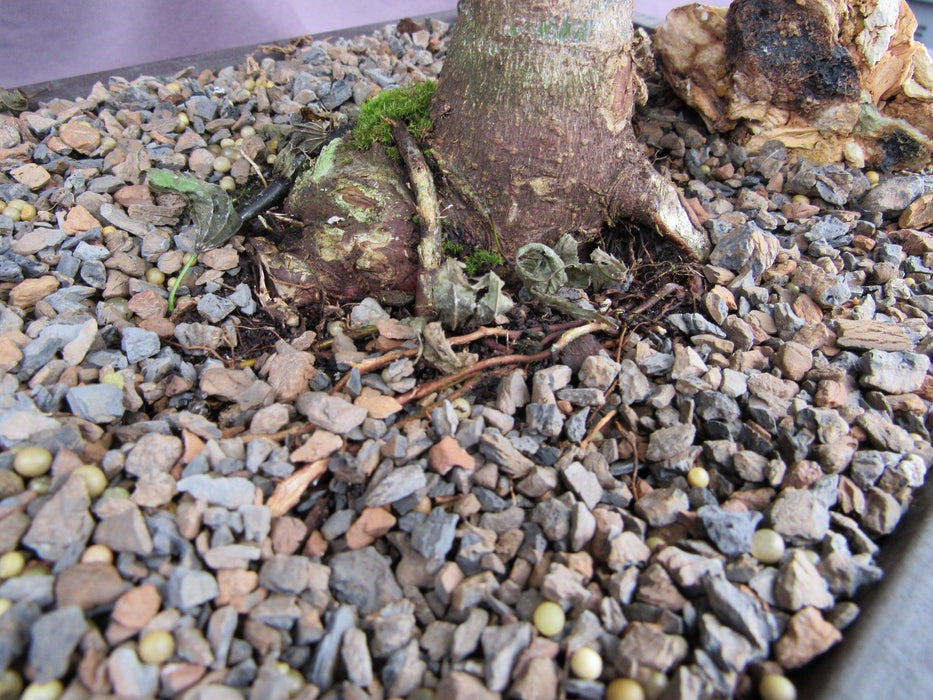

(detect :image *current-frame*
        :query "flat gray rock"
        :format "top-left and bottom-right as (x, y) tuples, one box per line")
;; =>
(28, 605), (87, 682)
(65, 383), (124, 423)
(176, 474), (256, 509)
(329, 547), (403, 615)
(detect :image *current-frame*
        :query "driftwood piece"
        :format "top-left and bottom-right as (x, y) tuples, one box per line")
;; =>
(654, 0), (933, 170)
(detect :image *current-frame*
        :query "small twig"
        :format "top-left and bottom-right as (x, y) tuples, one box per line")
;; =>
(630, 282), (682, 316)
(580, 409), (617, 452)
(391, 119), (442, 317)
(164, 339), (232, 366)
(329, 326), (521, 395)
(240, 424), (314, 444)
(394, 373), (485, 428)
(616, 420), (641, 498)
(239, 150), (269, 188)
(550, 321), (616, 357)
(398, 349), (551, 406)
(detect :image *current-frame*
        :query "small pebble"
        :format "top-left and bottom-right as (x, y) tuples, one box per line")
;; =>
(687, 466), (710, 489)
(532, 601), (566, 637)
(606, 678), (645, 700)
(138, 629), (175, 664)
(13, 447), (53, 478)
(0, 551), (25, 579)
(752, 529), (786, 564)
(759, 674), (797, 700)
(570, 647), (603, 680)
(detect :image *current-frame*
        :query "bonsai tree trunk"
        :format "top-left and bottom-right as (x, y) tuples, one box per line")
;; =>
(430, 0), (710, 258)
(257, 0), (709, 309)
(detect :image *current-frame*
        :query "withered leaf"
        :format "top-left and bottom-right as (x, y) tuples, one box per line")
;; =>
(146, 168), (241, 251)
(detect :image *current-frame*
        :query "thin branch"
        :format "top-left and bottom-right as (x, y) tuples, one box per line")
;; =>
(329, 326), (521, 395)
(397, 348), (552, 406)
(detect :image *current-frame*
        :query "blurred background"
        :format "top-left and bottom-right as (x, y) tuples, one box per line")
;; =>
(3, 0), (929, 89)
(1, 0), (731, 88)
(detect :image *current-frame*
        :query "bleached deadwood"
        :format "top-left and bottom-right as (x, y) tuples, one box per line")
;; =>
(654, 0), (933, 170)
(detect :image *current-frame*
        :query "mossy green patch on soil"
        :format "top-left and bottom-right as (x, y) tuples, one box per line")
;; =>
(350, 81), (436, 150)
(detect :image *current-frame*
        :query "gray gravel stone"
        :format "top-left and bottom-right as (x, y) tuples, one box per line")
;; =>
(646, 423), (696, 461)
(363, 464), (427, 507)
(698, 505), (762, 556)
(297, 392), (368, 434)
(22, 476), (93, 562)
(859, 349), (930, 394)
(481, 622), (534, 692)
(410, 507), (459, 561)
(579, 353), (621, 390)
(478, 430), (535, 477)
(176, 474), (256, 508)
(526, 402), (565, 437)
(65, 383), (124, 423)
(258, 555), (311, 595)
(774, 550), (835, 611)
(341, 626), (374, 687)
(197, 293), (237, 323)
(699, 612), (765, 674)
(635, 487), (689, 527)
(770, 488), (831, 544)
(330, 547), (403, 615)
(860, 173), (925, 213)
(121, 326), (160, 363)
(28, 605), (87, 682)
(561, 461), (603, 510)
(108, 647), (159, 699)
(166, 568), (219, 611)
(704, 574), (778, 649)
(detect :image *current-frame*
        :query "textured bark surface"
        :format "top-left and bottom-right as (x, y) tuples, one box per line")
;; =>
(253, 139), (419, 306)
(430, 0), (709, 258)
(269, 0), (712, 307)
(655, 0), (933, 170)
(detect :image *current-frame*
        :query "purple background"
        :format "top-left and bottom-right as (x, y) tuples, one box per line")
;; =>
(0, 1), (729, 88)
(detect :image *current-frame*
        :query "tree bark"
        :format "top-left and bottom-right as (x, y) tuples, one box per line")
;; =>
(430, 0), (710, 258)
(256, 0), (711, 311)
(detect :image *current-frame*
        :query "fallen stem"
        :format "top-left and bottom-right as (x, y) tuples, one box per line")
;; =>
(329, 326), (520, 395)
(629, 282), (682, 316)
(168, 253), (197, 312)
(398, 349), (551, 406)
(550, 321), (616, 357)
(580, 409), (617, 452)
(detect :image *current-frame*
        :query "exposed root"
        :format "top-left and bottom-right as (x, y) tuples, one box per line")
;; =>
(391, 120), (443, 317)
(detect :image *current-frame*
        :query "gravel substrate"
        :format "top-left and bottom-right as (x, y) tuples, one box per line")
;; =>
(0, 14), (932, 700)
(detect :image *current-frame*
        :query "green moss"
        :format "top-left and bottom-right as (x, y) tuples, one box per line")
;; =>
(350, 81), (437, 150)
(441, 240), (463, 255)
(464, 249), (504, 276)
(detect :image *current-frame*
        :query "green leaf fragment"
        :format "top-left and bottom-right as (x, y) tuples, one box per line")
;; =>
(146, 168), (241, 252)
(514, 242), (568, 297)
(515, 234), (630, 325)
(434, 258), (478, 330)
(473, 271), (514, 325)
